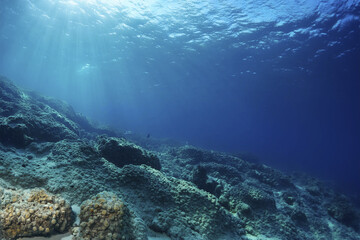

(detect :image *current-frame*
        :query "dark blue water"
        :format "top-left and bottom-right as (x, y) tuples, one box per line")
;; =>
(0, 0), (359, 193)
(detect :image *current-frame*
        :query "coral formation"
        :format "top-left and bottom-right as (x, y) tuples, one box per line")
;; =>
(0, 188), (72, 239)
(73, 191), (134, 240)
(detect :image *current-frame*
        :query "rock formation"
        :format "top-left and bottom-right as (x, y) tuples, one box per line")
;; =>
(0, 76), (359, 239)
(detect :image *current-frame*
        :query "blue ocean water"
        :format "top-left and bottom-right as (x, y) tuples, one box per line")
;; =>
(0, 0), (359, 193)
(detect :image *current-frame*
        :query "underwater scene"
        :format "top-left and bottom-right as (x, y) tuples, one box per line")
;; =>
(0, 0), (360, 239)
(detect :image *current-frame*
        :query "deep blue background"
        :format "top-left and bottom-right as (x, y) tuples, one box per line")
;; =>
(0, 0), (359, 194)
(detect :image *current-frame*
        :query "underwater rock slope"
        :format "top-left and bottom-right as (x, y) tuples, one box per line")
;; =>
(0, 76), (359, 240)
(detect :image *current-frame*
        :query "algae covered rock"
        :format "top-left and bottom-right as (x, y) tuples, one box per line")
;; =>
(0, 188), (72, 239)
(116, 165), (244, 240)
(97, 136), (161, 170)
(74, 191), (135, 240)
(232, 186), (276, 211)
(50, 139), (99, 164)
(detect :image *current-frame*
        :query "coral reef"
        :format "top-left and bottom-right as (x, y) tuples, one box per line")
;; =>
(0, 188), (72, 239)
(73, 191), (135, 240)
(0, 77), (359, 239)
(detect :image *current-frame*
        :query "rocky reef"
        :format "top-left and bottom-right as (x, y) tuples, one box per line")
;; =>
(0, 75), (360, 240)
